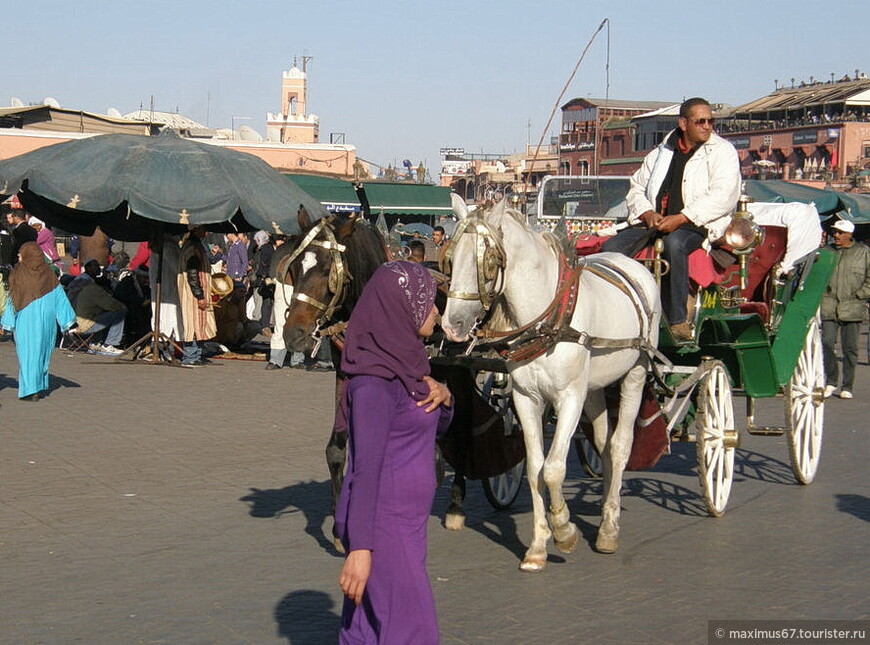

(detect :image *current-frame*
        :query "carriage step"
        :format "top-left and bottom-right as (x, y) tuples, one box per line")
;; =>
(670, 429), (696, 443)
(746, 425), (786, 436)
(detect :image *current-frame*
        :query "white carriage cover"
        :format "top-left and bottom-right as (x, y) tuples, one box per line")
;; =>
(747, 201), (822, 274)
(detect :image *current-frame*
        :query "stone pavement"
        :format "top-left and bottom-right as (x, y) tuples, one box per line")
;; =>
(1, 340), (868, 644)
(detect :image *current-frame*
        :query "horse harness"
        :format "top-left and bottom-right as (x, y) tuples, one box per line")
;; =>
(276, 218), (349, 335)
(443, 212), (506, 311)
(447, 211), (660, 364)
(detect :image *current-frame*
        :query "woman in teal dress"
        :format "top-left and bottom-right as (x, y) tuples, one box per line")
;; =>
(1, 242), (76, 401)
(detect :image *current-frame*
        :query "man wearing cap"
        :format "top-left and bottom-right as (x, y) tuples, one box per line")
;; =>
(821, 219), (870, 399)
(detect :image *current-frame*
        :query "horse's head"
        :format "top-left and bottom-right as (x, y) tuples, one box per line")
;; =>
(280, 207), (353, 353)
(280, 206), (389, 353)
(441, 198), (508, 342)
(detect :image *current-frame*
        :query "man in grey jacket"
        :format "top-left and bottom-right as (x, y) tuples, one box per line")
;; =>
(603, 97), (741, 341)
(821, 219), (870, 399)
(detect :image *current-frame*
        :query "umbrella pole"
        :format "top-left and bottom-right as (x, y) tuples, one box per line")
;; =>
(122, 235), (182, 364)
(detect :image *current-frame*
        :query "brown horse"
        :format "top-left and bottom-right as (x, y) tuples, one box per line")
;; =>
(278, 208), (391, 551)
(278, 208), (498, 550)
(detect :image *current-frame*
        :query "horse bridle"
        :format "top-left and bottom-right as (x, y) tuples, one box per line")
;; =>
(443, 211), (506, 312)
(277, 218), (348, 330)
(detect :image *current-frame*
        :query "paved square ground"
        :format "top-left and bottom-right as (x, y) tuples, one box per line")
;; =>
(1, 341), (868, 644)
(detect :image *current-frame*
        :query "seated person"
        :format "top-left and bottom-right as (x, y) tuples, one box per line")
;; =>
(72, 260), (127, 354)
(65, 258), (101, 308)
(601, 97), (741, 341)
(213, 284), (261, 349)
(113, 267), (152, 347)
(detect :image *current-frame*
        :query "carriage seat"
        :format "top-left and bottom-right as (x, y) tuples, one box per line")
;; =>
(575, 235), (725, 288)
(575, 225), (789, 323)
(717, 225), (788, 321)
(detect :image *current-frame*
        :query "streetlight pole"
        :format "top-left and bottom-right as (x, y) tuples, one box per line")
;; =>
(231, 116), (251, 140)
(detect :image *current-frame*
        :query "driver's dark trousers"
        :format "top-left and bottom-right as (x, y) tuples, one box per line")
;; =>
(601, 226), (705, 324)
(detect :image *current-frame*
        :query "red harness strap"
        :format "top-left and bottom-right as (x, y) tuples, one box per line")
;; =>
(495, 254), (584, 363)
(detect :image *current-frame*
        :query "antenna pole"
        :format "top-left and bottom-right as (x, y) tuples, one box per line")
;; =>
(524, 18), (609, 193)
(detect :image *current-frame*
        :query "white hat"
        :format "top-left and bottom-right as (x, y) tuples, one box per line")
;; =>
(832, 219), (855, 234)
(28, 216), (45, 227)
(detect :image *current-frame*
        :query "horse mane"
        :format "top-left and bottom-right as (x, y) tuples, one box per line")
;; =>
(335, 216), (388, 313)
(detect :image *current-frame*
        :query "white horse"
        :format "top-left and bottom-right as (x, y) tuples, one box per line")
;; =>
(441, 199), (661, 571)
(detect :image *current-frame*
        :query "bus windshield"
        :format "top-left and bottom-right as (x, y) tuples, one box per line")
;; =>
(534, 175), (631, 236)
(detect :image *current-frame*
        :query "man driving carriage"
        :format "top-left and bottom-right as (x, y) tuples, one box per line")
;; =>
(602, 97), (741, 341)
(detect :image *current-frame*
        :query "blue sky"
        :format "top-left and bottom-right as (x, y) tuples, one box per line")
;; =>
(7, 0), (869, 173)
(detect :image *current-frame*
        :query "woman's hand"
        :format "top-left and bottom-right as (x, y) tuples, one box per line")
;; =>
(418, 376), (452, 413)
(339, 549), (372, 606)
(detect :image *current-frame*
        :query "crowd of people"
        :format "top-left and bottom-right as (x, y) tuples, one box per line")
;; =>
(0, 207), (337, 396)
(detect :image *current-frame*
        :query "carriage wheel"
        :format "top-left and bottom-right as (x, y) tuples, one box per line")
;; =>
(483, 459), (526, 509)
(482, 401), (525, 509)
(574, 432), (603, 479)
(785, 313), (825, 484)
(695, 361), (736, 517)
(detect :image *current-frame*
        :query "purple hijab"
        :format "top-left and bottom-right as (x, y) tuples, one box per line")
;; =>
(341, 261), (437, 400)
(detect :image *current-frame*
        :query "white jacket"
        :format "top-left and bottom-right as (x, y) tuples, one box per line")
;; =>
(625, 131), (741, 246)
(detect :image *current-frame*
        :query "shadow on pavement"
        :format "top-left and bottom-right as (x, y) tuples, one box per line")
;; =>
(275, 589), (340, 644)
(623, 477), (708, 517)
(240, 480), (341, 555)
(733, 448), (794, 484)
(836, 493), (870, 523)
(0, 373), (80, 395)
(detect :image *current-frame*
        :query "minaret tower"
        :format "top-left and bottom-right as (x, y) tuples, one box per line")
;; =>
(266, 57), (319, 144)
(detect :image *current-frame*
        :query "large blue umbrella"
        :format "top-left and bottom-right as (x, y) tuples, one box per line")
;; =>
(0, 129), (327, 240)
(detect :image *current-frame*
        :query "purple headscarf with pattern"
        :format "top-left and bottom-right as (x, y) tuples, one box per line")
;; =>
(341, 261), (437, 399)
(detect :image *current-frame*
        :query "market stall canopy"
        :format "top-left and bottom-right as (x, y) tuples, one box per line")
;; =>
(0, 130), (328, 241)
(743, 180), (847, 215)
(836, 192), (870, 223)
(284, 173), (361, 213)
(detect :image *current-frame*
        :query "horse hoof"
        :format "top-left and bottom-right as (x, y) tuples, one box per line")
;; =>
(444, 513), (465, 531)
(554, 525), (580, 554)
(334, 537), (346, 554)
(594, 534), (618, 554)
(519, 558), (546, 572)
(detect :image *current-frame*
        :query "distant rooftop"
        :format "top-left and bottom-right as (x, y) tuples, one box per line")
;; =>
(562, 97), (675, 111)
(733, 77), (870, 116)
(123, 109), (206, 130)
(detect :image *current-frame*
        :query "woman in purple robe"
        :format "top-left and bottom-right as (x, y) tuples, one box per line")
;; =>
(336, 261), (453, 644)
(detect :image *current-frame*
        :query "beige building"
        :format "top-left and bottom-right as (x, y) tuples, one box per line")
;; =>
(1, 62), (356, 178)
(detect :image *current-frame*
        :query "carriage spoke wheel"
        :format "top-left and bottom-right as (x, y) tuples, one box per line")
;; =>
(482, 403), (525, 509)
(575, 432), (603, 479)
(695, 361), (736, 517)
(785, 314), (825, 484)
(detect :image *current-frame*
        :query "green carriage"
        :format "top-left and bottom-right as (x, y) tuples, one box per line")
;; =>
(538, 176), (837, 516)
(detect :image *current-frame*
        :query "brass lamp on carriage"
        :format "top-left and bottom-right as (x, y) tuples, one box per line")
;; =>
(719, 189), (764, 306)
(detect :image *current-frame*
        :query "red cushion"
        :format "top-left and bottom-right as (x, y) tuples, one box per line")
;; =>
(575, 235), (606, 256)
